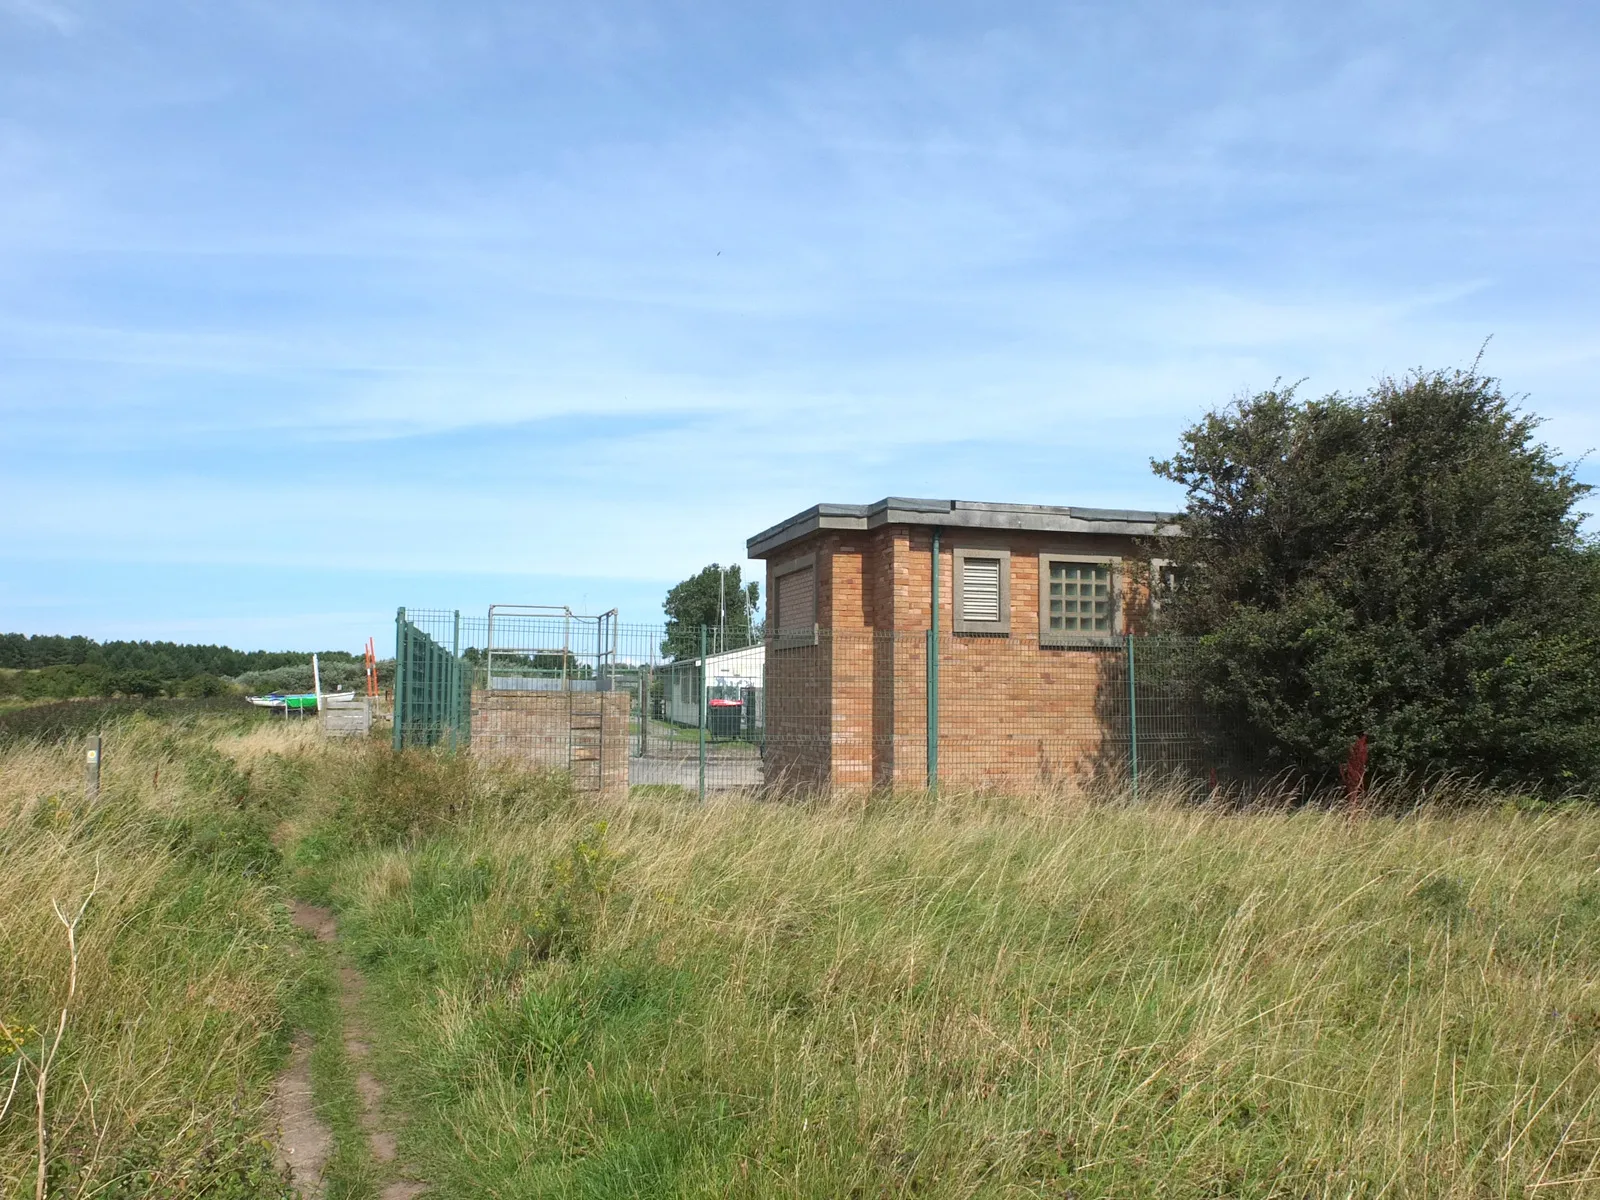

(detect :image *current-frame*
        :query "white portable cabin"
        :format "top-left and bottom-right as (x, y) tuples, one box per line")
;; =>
(660, 643), (765, 728)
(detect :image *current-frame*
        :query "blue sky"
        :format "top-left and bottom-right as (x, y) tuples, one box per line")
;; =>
(2, 0), (1596, 652)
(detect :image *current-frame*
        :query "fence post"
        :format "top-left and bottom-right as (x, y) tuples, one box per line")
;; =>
(84, 734), (101, 803)
(638, 668), (649, 758)
(422, 617), (433, 746)
(393, 608), (406, 751)
(450, 610), (462, 752)
(430, 621), (441, 746)
(698, 626), (708, 802)
(434, 620), (443, 746)
(1127, 634), (1139, 801)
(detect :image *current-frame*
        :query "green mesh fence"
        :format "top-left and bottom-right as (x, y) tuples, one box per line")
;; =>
(391, 605), (1259, 797)
(393, 608), (471, 750)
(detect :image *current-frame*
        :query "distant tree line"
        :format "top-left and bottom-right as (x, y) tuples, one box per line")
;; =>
(0, 634), (365, 702)
(0, 633), (359, 676)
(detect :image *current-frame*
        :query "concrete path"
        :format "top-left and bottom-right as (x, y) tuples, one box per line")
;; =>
(629, 754), (762, 789)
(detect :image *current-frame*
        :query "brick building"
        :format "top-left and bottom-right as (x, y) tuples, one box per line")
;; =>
(747, 498), (1177, 791)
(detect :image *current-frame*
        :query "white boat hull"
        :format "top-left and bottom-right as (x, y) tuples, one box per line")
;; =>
(247, 691), (356, 709)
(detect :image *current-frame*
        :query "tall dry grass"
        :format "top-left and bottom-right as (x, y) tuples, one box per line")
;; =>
(0, 714), (317, 1198)
(325, 783), (1600, 1198)
(7, 709), (1600, 1197)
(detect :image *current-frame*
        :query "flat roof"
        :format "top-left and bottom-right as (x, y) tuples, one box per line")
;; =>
(747, 497), (1180, 558)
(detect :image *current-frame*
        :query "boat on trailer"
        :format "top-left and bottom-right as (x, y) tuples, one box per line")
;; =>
(247, 690), (356, 711)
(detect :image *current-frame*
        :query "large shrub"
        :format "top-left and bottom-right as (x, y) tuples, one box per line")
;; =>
(232, 661), (366, 695)
(174, 673), (239, 699)
(14, 663), (109, 700)
(1152, 368), (1600, 789)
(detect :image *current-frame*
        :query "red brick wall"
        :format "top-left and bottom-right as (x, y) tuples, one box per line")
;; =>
(764, 524), (1152, 791)
(470, 690), (629, 797)
(762, 637), (830, 791)
(932, 634), (1125, 789)
(762, 537), (832, 790)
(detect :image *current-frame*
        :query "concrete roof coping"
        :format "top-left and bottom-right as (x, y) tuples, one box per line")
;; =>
(746, 497), (1181, 558)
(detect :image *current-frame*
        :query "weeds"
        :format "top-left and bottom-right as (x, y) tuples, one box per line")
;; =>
(519, 821), (621, 962)
(333, 740), (576, 846)
(26, 872), (96, 1200)
(338, 743), (473, 843)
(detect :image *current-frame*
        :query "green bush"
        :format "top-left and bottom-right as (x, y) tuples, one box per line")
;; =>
(232, 662), (366, 695)
(17, 663), (108, 699)
(175, 673), (237, 698)
(183, 745), (254, 803)
(107, 670), (164, 698)
(2, 664), (174, 700)
(0, 698), (255, 745)
(332, 743), (575, 848)
(161, 746), (284, 877)
(1153, 367), (1600, 790)
(171, 808), (281, 877)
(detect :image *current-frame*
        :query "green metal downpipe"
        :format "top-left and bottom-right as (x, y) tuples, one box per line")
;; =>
(927, 526), (941, 790)
(1127, 633), (1139, 801)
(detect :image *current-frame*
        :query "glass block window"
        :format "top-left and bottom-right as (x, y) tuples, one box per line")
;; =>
(1048, 561), (1112, 633)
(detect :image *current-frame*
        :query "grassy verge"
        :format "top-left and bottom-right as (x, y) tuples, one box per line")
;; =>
(310, 779), (1600, 1198)
(7, 713), (1600, 1197)
(0, 713), (311, 1195)
(2, 711), (381, 1196)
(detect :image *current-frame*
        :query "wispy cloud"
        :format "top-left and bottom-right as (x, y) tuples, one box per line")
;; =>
(0, 0), (78, 34)
(1, 0), (1597, 644)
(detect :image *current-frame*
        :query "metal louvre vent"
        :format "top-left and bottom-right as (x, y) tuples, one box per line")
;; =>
(961, 558), (1002, 622)
(777, 566), (815, 633)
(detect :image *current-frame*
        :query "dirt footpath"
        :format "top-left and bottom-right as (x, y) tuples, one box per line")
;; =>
(277, 902), (426, 1199)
